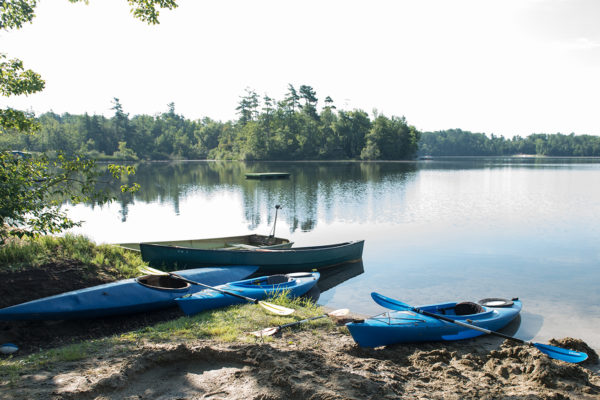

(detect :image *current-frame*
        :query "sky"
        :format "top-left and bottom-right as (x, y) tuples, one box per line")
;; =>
(2, 0), (600, 137)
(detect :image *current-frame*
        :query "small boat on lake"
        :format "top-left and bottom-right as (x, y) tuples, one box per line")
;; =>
(0, 266), (258, 320)
(346, 297), (521, 348)
(139, 240), (365, 273)
(245, 172), (290, 180)
(118, 234), (292, 252)
(175, 272), (319, 316)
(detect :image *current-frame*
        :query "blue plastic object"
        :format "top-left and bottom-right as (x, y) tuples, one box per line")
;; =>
(175, 272), (319, 315)
(0, 266), (257, 320)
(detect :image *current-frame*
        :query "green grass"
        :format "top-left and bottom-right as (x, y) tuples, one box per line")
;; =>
(0, 234), (143, 277)
(0, 295), (334, 385)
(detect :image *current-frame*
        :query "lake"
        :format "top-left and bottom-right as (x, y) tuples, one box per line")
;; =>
(66, 158), (600, 350)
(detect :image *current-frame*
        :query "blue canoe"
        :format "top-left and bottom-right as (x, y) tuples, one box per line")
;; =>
(346, 298), (522, 348)
(0, 266), (258, 320)
(175, 272), (320, 316)
(140, 240), (364, 273)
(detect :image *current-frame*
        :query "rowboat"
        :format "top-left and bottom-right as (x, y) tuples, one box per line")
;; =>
(175, 271), (320, 316)
(346, 298), (522, 348)
(139, 240), (365, 273)
(0, 266), (258, 320)
(118, 234), (292, 252)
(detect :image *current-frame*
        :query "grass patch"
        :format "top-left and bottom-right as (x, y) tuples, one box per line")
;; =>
(0, 234), (143, 277)
(122, 294), (328, 343)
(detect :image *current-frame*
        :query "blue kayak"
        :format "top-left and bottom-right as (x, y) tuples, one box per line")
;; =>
(346, 298), (522, 348)
(0, 266), (257, 320)
(175, 272), (320, 316)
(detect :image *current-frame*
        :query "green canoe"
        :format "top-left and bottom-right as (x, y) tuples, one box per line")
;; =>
(118, 234), (292, 252)
(139, 240), (365, 273)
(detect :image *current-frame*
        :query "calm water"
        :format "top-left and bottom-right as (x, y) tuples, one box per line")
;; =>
(66, 158), (600, 350)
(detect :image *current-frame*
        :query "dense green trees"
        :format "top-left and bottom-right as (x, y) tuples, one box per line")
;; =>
(2, 85), (422, 162)
(419, 129), (600, 157)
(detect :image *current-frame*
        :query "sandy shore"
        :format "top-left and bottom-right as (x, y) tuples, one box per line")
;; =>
(2, 326), (598, 400)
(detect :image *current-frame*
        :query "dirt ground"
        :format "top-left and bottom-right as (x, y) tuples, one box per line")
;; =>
(1, 263), (599, 399)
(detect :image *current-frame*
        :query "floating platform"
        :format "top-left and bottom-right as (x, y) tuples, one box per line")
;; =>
(245, 172), (291, 180)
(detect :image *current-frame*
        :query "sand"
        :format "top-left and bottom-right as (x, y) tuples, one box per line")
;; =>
(2, 327), (598, 400)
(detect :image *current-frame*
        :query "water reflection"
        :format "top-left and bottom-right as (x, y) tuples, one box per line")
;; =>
(106, 161), (418, 232)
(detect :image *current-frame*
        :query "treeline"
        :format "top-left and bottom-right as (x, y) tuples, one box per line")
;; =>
(0, 85), (420, 161)
(420, 129), (600, 157)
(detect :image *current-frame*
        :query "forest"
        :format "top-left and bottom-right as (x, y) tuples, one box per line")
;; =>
(2, 85), (600, 160)
(0, 85), (420, 161)
(419, 129), (600, 157)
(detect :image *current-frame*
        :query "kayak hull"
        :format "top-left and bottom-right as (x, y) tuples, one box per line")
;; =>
(0, 266), (258, 320)
(346, 300), (522, 348)
(175, 272), (320, 316)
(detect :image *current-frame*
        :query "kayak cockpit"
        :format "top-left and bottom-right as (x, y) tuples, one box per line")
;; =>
(136, 274), (191, 290)
(231, 272), (315, 289)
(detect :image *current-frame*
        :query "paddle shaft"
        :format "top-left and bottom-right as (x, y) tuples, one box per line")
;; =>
(415, 308), (530, 346)
(276, 313), (327, 332)
(170, 272), (260, 304)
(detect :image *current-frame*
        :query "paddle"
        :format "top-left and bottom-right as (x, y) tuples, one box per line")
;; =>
(247, 308), (350, 337)
(268, 205), (281, 240)
(370, 292), (588, 364)
(138, 266), (294, 315)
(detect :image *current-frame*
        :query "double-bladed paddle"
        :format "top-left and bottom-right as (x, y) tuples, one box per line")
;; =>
(247, 308), (350, 337)
(138, 266), (294, 315)
(370, 292), (588, 364)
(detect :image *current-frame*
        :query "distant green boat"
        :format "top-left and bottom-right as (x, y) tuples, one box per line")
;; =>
(139, 240), (365, 273)
(245, 172), (290, 180)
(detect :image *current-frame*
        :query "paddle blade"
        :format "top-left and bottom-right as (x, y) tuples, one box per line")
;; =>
(138, 266), (167, 275)
(371, 292), (412, 311)
(258, 301), (294, 315)
(533, 343), (588, 363)
(328, 309), (350, 317)
(247, 327), (279, 337)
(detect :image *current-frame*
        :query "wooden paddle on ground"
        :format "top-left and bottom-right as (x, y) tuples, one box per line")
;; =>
(138, 266), (294, 315)
(247, 308), (350, 337)
(371, 292), (588, 364)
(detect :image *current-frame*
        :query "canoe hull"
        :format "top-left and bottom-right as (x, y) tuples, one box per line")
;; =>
(118, 234), (292, 252)
(0, 266), (258, 320)
(140, 240), (364, 273)
(175, 272), (320, 316)
(346, 300), (522, 348)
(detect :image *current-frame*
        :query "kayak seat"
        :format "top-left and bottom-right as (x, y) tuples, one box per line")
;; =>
(137, 275), (190, 289)
(454, 302), (484, 316)
(265, 275), (291, 285)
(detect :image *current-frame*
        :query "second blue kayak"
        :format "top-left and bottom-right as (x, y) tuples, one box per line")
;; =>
(175, 272), (320, 315)
(346, 298), (522, 348)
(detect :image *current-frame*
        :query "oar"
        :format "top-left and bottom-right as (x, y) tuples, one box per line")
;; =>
(247, 308), (350, 337)
(138, 266), (294, 315)
(370, 292), (588, 364)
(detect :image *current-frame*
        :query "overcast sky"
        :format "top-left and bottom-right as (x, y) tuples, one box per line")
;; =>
(2, 0), (600, 137)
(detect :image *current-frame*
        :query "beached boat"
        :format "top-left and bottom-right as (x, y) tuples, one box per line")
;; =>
(118, 234), (292, 252)
(139, 240), (365, 273)
(0, 266), (258, 320)
(346, 297), (522, 348)
(175, 272), (320, 316)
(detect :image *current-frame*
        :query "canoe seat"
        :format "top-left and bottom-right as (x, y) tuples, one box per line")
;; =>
(454, 302), (484, 316)
(225, 243), (260, 250)
(137, 275), (189, 289)
(265, 275), (291, 285)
